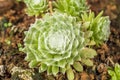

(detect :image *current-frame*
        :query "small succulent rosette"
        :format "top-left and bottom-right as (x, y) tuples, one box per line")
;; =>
(81, 11), (111, 45)
(24, 0), (48, 16)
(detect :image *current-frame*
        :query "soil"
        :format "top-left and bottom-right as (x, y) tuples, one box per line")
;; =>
(0, 0), (120, 80)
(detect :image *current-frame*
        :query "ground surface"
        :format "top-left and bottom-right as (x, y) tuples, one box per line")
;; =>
(0, 0), (120, 80)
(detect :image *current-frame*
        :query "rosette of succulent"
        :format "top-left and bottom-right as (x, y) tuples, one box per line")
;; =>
(23, 12), (97, 80)
(81, 11), (111, 45)
(24, 0), (48, 16)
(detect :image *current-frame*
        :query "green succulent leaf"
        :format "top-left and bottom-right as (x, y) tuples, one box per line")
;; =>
(66, 67), (74, 80)
(29, 59), (39, 68)
(80, 48), (97, 59)
(47, 66), (52, 75)
(84, 31), (93, 39)
(74, 55), (81, 61)
(82, 22), (91, 30)
(111, 76), (118, 80)
(24, 48), (36, 61)
(108, 70), (115, 76)
(81, 59), (93, 66)
(73, 62), (83, 72)
(24, 0), (48, 16)
(52, 66), (59, 76)
(58, 59), (66, 68)
(108, 70), (118, 80)
(39, 63), (47, 72)
(108, 63), (120, 80)
(60, 67), (66, 74)
(114, 63), (120, 79)
(87, 40), (96, 46)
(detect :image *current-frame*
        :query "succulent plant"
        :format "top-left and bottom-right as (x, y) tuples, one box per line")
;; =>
(108, 63), (120, 80)
(24, 12), (84, 74)
(54, 0), (89, 20)
(81, 11), (111, 45)
(24, 0), (48, 16)
(23, 12), (97, 80)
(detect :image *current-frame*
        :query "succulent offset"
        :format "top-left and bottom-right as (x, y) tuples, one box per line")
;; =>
(24, 0), (48, 16)
(81, 11), (110, 45)
(54, 0), (89, 19)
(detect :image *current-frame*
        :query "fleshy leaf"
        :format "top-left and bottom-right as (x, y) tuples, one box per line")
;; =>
(81, 59), (93, 66)
(114, 63), (120, 78)
(73, 62), (83, 72)
(58, 59), (66, 68)
(47, 66), (52, 75)
(29, 60), (39, 68)
(80, 48), (97, 59)
(87, 40), (96, 45)
(66, 67), (74, 80)
(39, 63), (47, 72)
(52, 66), (59, 76)
(60, 67), (66, 74)
(74, 55), (81, 61)
(108, 70), (117, 80)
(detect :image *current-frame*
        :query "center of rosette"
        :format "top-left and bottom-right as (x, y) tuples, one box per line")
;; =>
(33, 0), (41, 5)
(48, 32), (66, 51)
